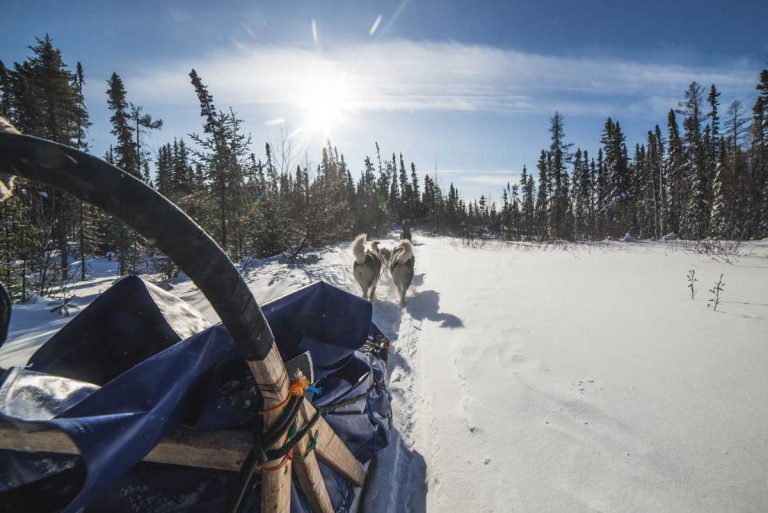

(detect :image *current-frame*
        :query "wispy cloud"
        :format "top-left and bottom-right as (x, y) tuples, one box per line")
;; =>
(435, 169), (522, 191)
(126, 39), (757, 119)
(440, 168), (520, 179)
(457, 174), (518, 186)
(436, 170), (524, 193)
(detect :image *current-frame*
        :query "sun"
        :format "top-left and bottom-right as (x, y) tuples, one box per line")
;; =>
(298, 73), (354, 135)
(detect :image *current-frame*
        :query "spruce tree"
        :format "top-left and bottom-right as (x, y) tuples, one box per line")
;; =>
(754, 66), (768, 235)
(650, 126), (667, 238)
(572, 149), (584, 240)
(388, 154), (399, 216)
(520, 166), (535, 240)
(710, 140), (728, 238)
(0, 60), (10, 118)
(587, 156), (597, 238)
(666, 110), (686, 235)
(707, 84), (721, 165)
(130, 104), (162, 183)
(601, 118), (630, 235)
(73, 61), (93, 280)
(635, 143), (654, 238)
(410, 163), (421, 220)
(398, 154), (412, 220)
(189, 70), (250, 255)
(535, 150), (549, 239)
(678, 82), (709, 239)
(7, 36), (89, 287)
(107, 73), (138, 176)
(445, 183), (458, 233)
(106, 72), (143, 274)
(724, 101), (749, 236)
(547, 112), (572, 239)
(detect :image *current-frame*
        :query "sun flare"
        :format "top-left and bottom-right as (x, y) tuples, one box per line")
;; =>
(297, 73), (354, 135)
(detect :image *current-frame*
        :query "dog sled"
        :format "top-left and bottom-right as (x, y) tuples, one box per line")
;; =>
(0, 124), (393, 513)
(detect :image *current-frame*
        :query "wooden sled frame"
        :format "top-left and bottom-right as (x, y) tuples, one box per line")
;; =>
(0, 120), (365, 513)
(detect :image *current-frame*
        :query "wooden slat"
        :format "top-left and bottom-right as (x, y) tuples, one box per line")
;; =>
(292, 405), (334, 513)
(0, 399), (366, 490)
(0, 426), (251, 472)
(0, 417), (366, 489)
(306, 402), (367, 487)
(248, 345), (292, 513)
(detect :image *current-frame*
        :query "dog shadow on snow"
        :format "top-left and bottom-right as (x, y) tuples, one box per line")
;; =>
(406, 289), (463, 328)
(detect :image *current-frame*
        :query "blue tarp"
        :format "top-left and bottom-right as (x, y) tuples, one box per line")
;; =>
(0, 277), (392, 513)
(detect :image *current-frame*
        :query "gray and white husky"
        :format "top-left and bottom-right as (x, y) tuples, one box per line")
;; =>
(389, 239), (414, 307)
(352, 234), (383, 301)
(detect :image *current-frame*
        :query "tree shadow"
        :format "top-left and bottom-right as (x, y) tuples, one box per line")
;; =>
(406, 290), (463, 328)
(717, 309), (768, 322)
(361, 429), (427, 513)
(61, 275), (117, 294)
(716, 299), (768, 322)
(731, 263), (768, 270)
(722, 300), (768, 308)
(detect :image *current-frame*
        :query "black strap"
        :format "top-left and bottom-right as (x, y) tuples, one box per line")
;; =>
(262, 408), (322, 462)
(258, 395), (304, 456)
(222, 448), (259, 513)
(224, 398), (323, 513)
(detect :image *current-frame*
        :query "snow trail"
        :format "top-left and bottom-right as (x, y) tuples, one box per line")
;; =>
(3, 236), (768, 512)
(388, 236), (768, 513)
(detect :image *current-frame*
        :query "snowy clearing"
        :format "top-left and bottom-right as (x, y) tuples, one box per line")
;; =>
(3, 235), (768, 513)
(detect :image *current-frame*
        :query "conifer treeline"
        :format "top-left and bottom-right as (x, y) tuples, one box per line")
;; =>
(469, 79), (768, 242)
(1, 35), (767, 301)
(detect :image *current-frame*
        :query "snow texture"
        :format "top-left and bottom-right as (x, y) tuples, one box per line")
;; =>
(3, 236), (768, 512)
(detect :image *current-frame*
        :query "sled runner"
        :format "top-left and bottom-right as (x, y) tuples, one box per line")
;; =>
(0, 125), (393, 513)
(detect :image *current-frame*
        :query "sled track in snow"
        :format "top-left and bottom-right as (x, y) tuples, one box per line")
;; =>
(363, 239), (429, 513)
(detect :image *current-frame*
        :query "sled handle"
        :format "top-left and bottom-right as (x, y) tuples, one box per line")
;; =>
(0, 131), (276, 361)
(0, 127), (359, 512)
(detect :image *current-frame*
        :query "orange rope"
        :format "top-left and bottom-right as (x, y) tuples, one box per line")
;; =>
(259, 375), (310, 415)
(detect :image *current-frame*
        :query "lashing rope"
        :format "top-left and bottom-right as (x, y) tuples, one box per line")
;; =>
(259, 375), (310, 415)
(292, 432), (318, 462)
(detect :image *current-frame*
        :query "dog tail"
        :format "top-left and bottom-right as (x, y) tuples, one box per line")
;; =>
(395, 240), (413, 264)
(352, 234), (367, 264)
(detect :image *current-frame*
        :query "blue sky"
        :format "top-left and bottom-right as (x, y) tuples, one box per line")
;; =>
(2, 0), (767, 200)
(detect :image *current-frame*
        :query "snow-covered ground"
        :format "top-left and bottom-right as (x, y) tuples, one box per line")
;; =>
(2, 235), (768, 512)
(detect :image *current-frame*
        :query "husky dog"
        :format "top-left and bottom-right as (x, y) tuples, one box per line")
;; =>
(389, 240), (414, 307)
(352, 234), (383, 301)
